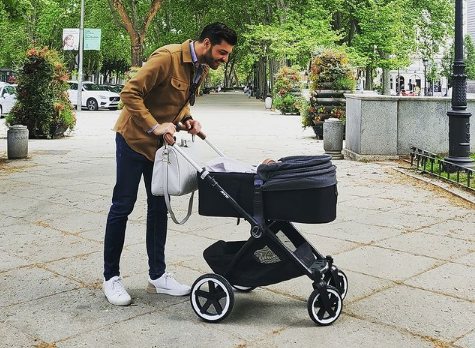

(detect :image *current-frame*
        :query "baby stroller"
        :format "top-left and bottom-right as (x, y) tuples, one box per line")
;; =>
(166, 130), (348, 326)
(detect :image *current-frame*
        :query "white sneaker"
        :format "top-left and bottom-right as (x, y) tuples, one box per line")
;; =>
(146, 272), (191, 296)
(103, 276), (132, 306)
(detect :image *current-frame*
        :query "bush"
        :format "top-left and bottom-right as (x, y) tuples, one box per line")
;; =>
(273, 66), (301, 114)
(301, 49), (355, 128)
(7, 47), (75, 138)
(309, 49), (355, 91)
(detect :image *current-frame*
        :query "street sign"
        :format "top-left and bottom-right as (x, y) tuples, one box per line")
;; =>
(62, 29), (80, 50)
(84, 29), (101, 50)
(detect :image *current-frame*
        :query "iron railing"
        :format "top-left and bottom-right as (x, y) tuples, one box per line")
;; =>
(410, 147), (474, 191)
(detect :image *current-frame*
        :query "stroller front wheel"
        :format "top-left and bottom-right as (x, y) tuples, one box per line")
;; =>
(324, 267), (349, 300)
(190, 273), (234, 323)
(307, 285), (342, 326)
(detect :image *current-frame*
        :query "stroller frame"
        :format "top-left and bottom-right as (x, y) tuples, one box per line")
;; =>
(166, 131), (348, 326)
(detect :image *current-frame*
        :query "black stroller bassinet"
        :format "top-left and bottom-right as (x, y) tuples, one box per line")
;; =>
(198, 155), (338, 223)
(166, 134), (348, 326)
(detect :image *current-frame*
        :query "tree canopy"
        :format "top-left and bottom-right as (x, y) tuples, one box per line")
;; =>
(0, 0), (459, 90)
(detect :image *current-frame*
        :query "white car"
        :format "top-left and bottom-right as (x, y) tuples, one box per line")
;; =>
(0, 83), (17, 117)
(68, 81), (120, 111)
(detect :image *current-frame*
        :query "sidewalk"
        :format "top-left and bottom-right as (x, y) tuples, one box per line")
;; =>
(0, 92), (474, 348)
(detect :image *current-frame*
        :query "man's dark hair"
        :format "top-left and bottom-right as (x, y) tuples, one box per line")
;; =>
(198, 22), (237, 46)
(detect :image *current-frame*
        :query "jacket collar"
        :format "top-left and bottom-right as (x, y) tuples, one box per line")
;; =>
(181, 40), (193, 64)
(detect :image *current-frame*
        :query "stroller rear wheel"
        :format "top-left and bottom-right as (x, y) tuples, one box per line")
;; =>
(190, 273), (234, 323)
(307, 285), (342, 326)
(231, 285), (256, 292)
(324, 267), (348, 300)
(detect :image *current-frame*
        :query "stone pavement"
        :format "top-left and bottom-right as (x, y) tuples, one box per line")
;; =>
(0, 92), (474, 348)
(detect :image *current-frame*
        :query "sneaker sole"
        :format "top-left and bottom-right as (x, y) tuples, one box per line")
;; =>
(103, 284), (132, 306)
(103, 293), (131, 306)
(146, 282), (190, 296)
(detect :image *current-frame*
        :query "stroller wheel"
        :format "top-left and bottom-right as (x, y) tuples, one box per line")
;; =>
(324, 267), (349, 300)
(307, 285), (342, 326)
(190, 273), (234, 323)
(231, 285), (256, 292)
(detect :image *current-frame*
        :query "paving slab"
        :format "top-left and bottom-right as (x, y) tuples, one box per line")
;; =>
(454, 252), (475, 267)
(247, 316), (436, 348)
(0, 322), (39, 348)
(347, 285), (475, 342)
(1, 288), (165, 343)
(0, 223), (101, 263)
(299, 220), (404, 244)
(0, 266), (80, 308)
(416, 219), (475, 241)
(374, 231), (473, 260)
(404, 262), (475, 301)
(335, 245), (440, 281)
(454, 329), (475, 348)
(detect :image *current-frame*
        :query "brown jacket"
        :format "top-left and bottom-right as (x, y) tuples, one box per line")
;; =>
(114, 40), (208, 161)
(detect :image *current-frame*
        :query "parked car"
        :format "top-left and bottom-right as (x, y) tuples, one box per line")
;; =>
(67, 81), (120, 111)
(98, 84), (124, 94)
(0, 82), (17, 117)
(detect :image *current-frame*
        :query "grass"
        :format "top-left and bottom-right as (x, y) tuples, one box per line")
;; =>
(416, 153), (475, 190)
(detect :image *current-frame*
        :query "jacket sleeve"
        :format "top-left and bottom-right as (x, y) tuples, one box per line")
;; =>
(120, 50), (171, 132)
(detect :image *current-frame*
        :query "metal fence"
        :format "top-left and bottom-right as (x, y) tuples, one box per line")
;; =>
(410, 147), (474, 191)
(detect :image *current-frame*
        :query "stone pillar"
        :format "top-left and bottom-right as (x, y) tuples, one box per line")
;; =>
(323, 118), (344, 159)
(7, 125), (29, 159)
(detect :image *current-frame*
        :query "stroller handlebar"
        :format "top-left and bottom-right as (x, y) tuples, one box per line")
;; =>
(176, 123), (206, 140)
(163, 124), (207, 146)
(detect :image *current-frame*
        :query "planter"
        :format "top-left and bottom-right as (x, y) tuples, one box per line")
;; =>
(312, 122), (324, 140)
(323, 118), (344, 159)
(7, 125), (29, 159)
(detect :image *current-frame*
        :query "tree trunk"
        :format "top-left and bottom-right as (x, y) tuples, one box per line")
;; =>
(131, 40), (144, 67)
(109, 0), (163, 67)
(365, 66), (373, 90)
(382, 68), (390, 95)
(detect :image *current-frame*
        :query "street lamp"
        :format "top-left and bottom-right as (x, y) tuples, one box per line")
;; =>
(445, 0), (474, 168)
(422, 58), (428, 96)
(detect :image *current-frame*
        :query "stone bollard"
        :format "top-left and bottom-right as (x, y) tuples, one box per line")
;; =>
(265, 96), (272, 109)
(323, 118), (344, 159)
(7, 125), (29, 159)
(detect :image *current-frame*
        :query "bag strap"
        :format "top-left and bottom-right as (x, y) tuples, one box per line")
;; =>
(162, 145), (194, 225)
(171, 81), (200, 124)
(164, 190), (194, 225)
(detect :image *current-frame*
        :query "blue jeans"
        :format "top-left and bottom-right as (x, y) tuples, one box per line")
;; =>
(104, 133), (168, 281)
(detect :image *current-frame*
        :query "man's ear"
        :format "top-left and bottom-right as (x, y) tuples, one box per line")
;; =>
(203, 38), (211, 48)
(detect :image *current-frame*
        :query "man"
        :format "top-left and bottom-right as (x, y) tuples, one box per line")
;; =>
(103, 23), (237, 306)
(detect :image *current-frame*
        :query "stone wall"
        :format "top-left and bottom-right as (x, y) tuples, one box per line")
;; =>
(344, 94), (475, 158)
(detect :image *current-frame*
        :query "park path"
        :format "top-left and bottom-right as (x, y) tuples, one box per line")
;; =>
(0, 92), (474, 347)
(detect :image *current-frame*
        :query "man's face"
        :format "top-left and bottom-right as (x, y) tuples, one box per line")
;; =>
(202, 38), (234, 70)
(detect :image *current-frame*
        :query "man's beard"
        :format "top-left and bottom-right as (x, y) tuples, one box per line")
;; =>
(203, 48), (221, 70)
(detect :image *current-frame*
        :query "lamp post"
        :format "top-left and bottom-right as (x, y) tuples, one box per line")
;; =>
(422, 58), (428, 96)
(445, 0), (474, 168)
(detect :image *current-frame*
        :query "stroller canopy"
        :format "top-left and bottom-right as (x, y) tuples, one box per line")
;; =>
(257, 155), (336, 191)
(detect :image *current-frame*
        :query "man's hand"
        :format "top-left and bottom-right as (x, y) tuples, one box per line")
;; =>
(184, 119), (201, 135)
(152, 122), (176, 136)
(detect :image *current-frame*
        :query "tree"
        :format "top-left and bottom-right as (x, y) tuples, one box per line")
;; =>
(465, 35), (475, 80)
(7, 47), (76, 138)
(108, 0), (163, 66)
(351, 0), (414, 93)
